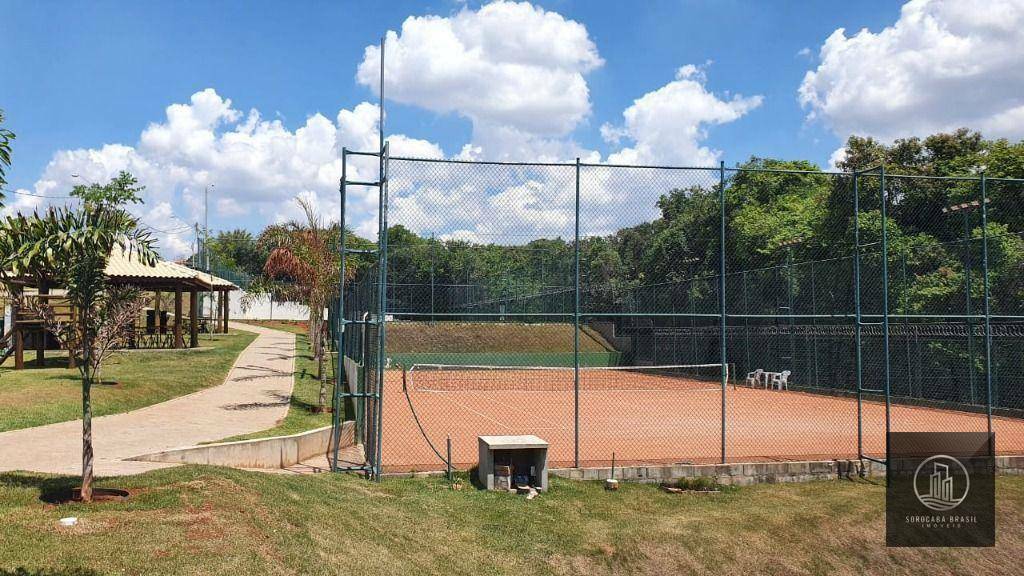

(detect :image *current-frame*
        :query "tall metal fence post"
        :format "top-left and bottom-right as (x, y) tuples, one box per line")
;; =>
(853, 171), (863, 459)
(980, 173), (994, 446)
(373, 141), (390, 481)
(719, 160), (727, 464)
(331, 148), (348, 472)
(430, 232), (436, 325)
(574, 157), (581, 468)
(881, 166), (892, 474)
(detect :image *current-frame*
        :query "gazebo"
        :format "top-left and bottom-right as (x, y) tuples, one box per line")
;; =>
(2, 249), (238, 369)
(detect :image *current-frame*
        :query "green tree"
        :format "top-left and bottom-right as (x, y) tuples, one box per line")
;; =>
(0, 178), (156, 501)
(728, 158), (831, 261)
(254, 198), (345, 411)
(71, 171), (144, 207)
(208, 229), (268, 279)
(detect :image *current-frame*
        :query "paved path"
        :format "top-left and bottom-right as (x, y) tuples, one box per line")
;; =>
(0, 322), (295, 476)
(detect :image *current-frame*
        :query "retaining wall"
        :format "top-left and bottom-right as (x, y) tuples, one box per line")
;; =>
(549, 455), (1024, 485)
(128, 422), (354, 469)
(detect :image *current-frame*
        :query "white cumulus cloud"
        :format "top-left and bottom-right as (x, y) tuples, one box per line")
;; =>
(602, 64), (764, 167)
(799, 0), (1024, 141)
(19, 89), (442, 258)
(357, 0), (603, 160)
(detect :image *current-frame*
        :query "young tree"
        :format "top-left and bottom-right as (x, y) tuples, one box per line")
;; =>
(0, 176), (155, 501)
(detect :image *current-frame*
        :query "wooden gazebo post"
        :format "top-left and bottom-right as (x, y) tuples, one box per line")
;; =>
(189, 288), (198, 348)
(12, 286), (23, 370)
(214, 290), (223, 333)
(221, 289), (230, 332)
(36, 282), (47, 366)
(174, 284), (184, 349)
(154, 290), (163, 333)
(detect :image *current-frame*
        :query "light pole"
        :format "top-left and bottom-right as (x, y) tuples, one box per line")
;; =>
(779, 237), (804, 379)
(942, 198), (988, 404)
(204, 184), (213, 337)
(679, 256), (700, 363)
(204, 184), (211, 273)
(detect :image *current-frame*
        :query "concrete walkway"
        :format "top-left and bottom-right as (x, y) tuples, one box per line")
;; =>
(0, 322), (295, 476)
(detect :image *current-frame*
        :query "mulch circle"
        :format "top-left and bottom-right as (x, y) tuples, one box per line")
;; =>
(60, 487), (131, 504)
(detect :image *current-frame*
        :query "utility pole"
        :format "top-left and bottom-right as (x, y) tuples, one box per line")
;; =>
(204, 185), (210, 273)
(204, 184), (214, 336)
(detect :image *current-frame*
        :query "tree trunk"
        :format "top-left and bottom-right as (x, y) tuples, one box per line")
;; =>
(80, 313), (94, 502)
(317, 332), (327, 410)
(81, 362), (94, 502)
(316, 319), (324, 382)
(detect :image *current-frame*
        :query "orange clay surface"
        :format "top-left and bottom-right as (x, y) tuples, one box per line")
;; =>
(376, 368), (1024, 471)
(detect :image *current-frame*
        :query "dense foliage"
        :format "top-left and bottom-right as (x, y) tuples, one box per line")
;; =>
(364, 130), (1022, 322)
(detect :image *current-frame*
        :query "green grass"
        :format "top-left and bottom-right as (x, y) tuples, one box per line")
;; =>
(245, 319), (615, 353)
(0, 331), (257, 433)
(1, 468), (1022, 575)
(241, 319), (308, 335)
(217, 332), (336, 443)
(386, 321), (615, 353)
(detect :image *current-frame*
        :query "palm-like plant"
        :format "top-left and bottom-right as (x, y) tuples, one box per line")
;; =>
(0, 199), (155, 501)
(254, 198), (347, 411)
(0, 109), (14, 205)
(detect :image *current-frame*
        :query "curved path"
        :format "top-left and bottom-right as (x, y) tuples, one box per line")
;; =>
(0, 322), (295, 476)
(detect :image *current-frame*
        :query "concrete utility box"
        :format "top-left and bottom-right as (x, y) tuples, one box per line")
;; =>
(478, 435), (549, 491)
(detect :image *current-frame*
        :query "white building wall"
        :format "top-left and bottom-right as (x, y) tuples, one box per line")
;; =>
(230, 291), (309, 321)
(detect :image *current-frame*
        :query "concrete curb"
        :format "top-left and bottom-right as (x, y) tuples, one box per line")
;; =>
(549, 455), (1024, 485)
(127, 422), (354, 469)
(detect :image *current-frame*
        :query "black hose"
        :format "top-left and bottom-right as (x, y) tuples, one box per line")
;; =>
(401, 365), (451, 467)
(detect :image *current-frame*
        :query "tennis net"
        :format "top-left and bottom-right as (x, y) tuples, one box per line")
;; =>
(404, 363), (732, 393)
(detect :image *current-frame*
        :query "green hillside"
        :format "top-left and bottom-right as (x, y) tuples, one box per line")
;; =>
(384, 322), (620, 367)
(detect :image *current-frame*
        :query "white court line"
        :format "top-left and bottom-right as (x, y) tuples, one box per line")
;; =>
(417, 387), (577, 428)
(416, 390), (513, 431)
(464, 389), (573, 430)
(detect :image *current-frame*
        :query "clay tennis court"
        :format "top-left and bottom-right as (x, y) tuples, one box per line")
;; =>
(378, 365), (1024, 471)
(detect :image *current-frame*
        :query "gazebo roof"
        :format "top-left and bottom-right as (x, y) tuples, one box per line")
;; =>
(167, 263), (237, 290)
(105, 248), (196, 281)
(105, 248), (238, 290)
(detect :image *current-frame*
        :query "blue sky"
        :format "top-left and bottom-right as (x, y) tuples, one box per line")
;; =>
(3, 0), (1022, 255)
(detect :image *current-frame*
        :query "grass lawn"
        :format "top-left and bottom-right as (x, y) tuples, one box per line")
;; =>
(0, 331), (256, 433)
(217, 331), (337, 443)
(0, 468), (1022, 575)
(386, 321), (614, 353)
(242, 319), (308, 335)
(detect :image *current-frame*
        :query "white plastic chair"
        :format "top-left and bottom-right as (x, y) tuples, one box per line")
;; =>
(745, 369), (764, 388)
(769, 370), (791, 391)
